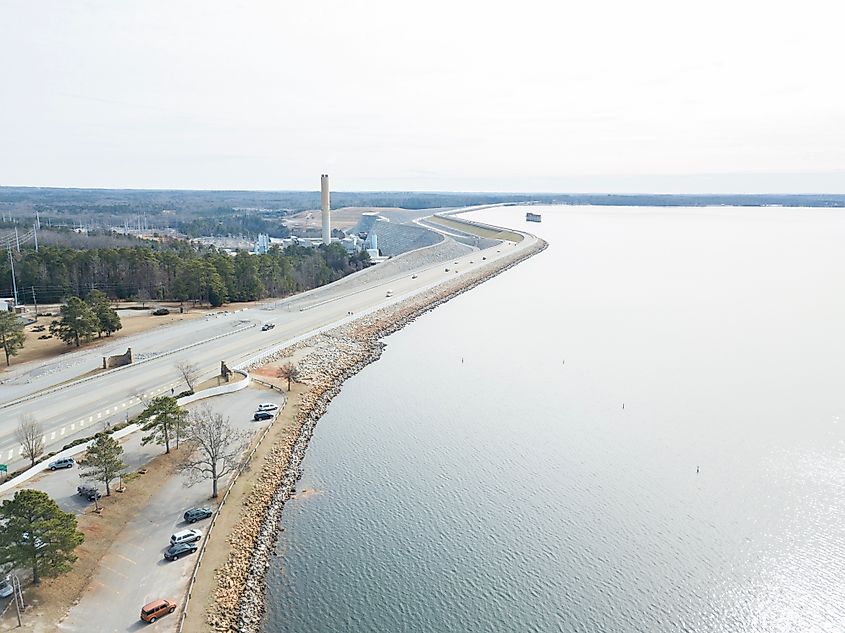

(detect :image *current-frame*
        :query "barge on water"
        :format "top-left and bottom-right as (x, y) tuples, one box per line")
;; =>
(526, 212), (542, 223)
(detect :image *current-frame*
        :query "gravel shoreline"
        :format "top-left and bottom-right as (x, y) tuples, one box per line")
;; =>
(205, 237), (548, 632)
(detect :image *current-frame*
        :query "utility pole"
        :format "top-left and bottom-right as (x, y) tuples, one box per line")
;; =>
(14, 226), (20, 252)
(8, 249), (18, 306)
(33, 222), (38, 251)
(32, 286), (38, 319)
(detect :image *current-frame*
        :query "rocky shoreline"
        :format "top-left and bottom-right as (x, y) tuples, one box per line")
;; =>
(205, 237), (548, 632)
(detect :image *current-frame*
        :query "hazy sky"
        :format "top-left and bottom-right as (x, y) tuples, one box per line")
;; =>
(1, 0), (843, 193)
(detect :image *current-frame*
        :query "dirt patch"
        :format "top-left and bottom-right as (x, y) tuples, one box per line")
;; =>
(0, 450), (188, 632)
(2, 310), (205, 374)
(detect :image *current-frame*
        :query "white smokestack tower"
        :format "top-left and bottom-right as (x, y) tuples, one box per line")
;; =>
(320, 174), (331, 245)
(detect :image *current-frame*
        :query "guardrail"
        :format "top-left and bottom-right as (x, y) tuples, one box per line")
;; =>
(0, 370), (251, 495)
(177, 391), (286, 633)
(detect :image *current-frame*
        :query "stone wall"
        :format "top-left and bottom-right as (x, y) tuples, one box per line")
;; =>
(102, 347), (133, 369)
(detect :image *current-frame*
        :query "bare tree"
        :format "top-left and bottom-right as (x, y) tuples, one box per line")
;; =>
(176, 361), (200, 393)
(276, 362), (300, 391)
(16, 414), (44, 467)
(178, 406), (248, 498)
(130, 387), (151, 409)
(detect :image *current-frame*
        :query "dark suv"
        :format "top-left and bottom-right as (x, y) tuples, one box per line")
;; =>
(183, 507), (213, 523)
(77, 484), (101, 501)
(164, 542), (198, 561)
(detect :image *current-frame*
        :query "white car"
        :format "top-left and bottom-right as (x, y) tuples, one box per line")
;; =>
(0, 577), (12, 599)
(170, 528), (202, 545)
(256, 403), (279, 412)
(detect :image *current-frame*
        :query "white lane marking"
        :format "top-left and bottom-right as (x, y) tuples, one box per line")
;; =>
(60, 427), (66, 436)
(80, 420), (85, 427)
(121, 403), (126, 408)
(18, 447), (23, 455)
(105, 408), (110, 414)
(41, 435), (46, 444)
(70, 423), (75, 430)
(50, 432), (56, 440)
(6, 449), (11, 460)
(89, 416), (93, 423)
(97, 413), (101, 419)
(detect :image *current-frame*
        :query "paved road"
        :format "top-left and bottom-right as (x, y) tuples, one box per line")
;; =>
(0, 233), (533, 475)
(46, 385), (281, 633)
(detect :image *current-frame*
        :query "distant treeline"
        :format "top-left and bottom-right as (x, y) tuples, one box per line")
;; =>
(1, 187), (844, 217)
(0, 242), (369, 306)
(174, 214), (291, 239)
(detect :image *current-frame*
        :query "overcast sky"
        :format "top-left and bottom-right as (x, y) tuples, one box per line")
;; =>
(1, 0), (843, 193)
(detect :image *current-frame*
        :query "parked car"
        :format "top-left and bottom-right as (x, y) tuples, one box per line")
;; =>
(183, 507), (213, 524)
(140, 599), (176, 623)
(0, 577), (12, 599)
(170, 528), (202, 545)
(256, 403), (279, 412)
(48, 457), (74, 470)
(253, 410), (274, 421)
(261, 323), (275, 331)
(21, 532), (46, 550)
(164, 542), (198, 561)
(77, 484), (101, 501)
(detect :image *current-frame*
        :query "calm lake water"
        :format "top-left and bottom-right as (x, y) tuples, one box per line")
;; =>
(262, 205), (845, 633)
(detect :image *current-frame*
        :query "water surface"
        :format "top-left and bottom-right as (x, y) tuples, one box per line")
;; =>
(263, 206), (845, 632)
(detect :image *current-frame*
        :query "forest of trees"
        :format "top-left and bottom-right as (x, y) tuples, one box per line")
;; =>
(0, 242), (370, 307)
(174, 213), (291, 239)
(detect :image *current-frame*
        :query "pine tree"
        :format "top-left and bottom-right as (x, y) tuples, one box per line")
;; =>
(0, 309), (25, 366)
(86, 289), (123, 337)
(0, 489), (85, 584)
(138, 396), (188, 454)
(78, 433), (126, 496)
(49, 296), (99, 347)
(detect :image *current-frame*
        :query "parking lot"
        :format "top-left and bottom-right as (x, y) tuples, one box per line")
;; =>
(3, 385), (282, 633)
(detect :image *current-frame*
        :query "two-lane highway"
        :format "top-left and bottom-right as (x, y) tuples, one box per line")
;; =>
(0, 233), (535, 474)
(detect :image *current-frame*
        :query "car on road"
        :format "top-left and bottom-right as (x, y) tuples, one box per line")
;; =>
(140, 599), (177, 623)
(261, 323), (275, 331)
(385, 290), (393, 297)
(0, 577), (12, 599)
(411, 275), (418, 279)
(48, 457), (75, 470)
(256, 402), (278, 412)
(170, 528), (202, 545)
(77, 484), (101, 500)
(253, 410), (274, 421)
(183, 507), (213, 523)
(164, 542), (198, 561)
